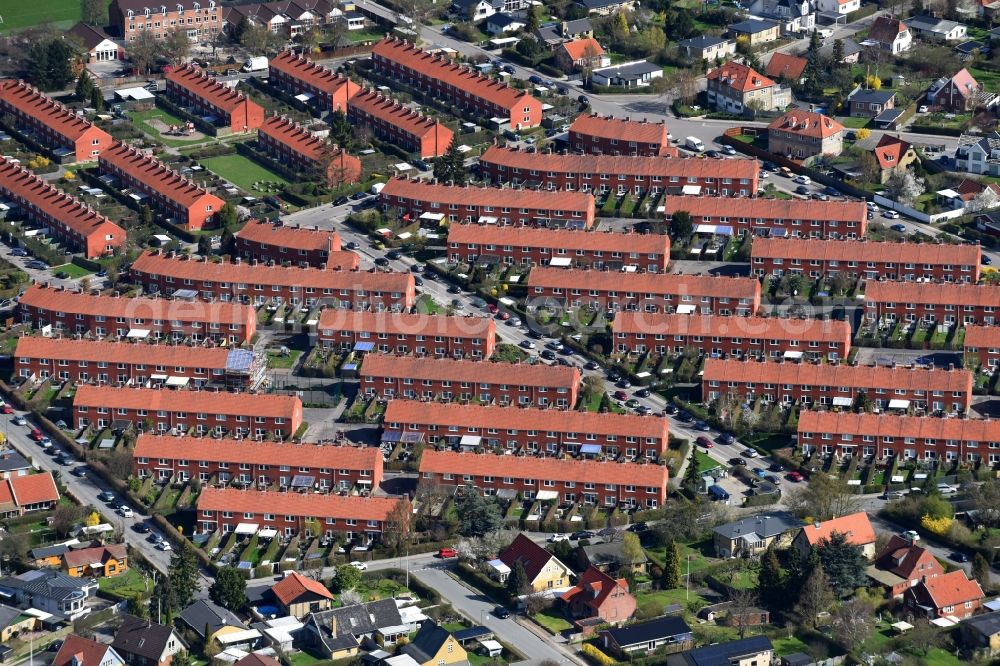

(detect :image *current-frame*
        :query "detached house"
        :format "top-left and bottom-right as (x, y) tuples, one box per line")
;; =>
(498, 533), (572, 593)
(601, 616), (694, 659)
(728, 19), (781, 45)
(873, 134), (919, 183)
(767, 109), (844, 159)
(816, 0), (859, 14)
(846, 88), (896, 118)
(867, 534), (943, 598)
(271, 572), (334, 618)
(713, 513), (803, 559)
(749, 0), (816, 34)
(905, 15), (968, 42)
(707, 61), (791, 114)
(793, 511), (877, 560)
(679, 35), (737, 60)
(62, 544), (128, 579)
(401, 621), (468, 666)
(868, 15), (912, 53)
(555, 38), (610, 72)
(905, 570), (984, 619)
(112, 615), (186, 666)
(560, 565), (636, 626)
(764, 52), (808, 83)
(54, 635), (126, 666)
(927, 68), (984, 111)
(956, 131), (1000, 175)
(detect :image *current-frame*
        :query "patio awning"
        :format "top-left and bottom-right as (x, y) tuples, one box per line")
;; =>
(549, 257), (572, 267)
(165, 376), (189, 387)
(487, 559), (511, 575)
(497, 489), (517, 499)
(580, 444), (602, 455)
(676, 304), (697, 314)
(681, 185), (702, 195)
(694, 224), (733, 236)
(418, 212), (445, 222)
(783, 351), (804, 360)
(291, 475), (315, 488)
(478, 216), (499, 224)
(150, 374), (168, 381)
(234, 523), (258, 535)
(832, 397), (853, 407)
(294, 93), (314, 102)
(536, 490), (558, 501)
(257, 528), (278, 538)
(354, 342), (375, 352)
(216, 629), (262, 645)
(892, 621), (914, 633)
(888, 399), (910, 410)
(459, 435), (481, 448)
(127, 329), (150, 339)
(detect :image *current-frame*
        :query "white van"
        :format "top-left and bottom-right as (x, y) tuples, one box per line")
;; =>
(685, 136), (705, 152)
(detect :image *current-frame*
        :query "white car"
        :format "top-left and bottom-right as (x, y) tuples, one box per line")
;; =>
(349, 561), (369, 571)
(902, 530), (920, 542)
(118, 506), (134, 518)
(13, 416), (26, 426)
(793, 175), (811, 185)
(883, 210), (900, 219)
(156, 541), (172, 551)
(918, 105), (928, 113)
(548, 534), (569, 543)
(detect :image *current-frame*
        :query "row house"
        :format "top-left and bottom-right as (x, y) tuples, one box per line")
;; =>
(384, 399), (670, 458)
(13, 337), (266, 389)
(797, 410), (1000, 463)
(360, 355), (580, 406)
(380, 177), (596, 229)
(17, 284), (257, 344)
(223, 0), (346, 38)
(661, 196), (867, 239)
(612, 313), (851, 361)
(0, 80), (113, 162)
(347, 89), (454, 159)
(479, 146), (760, 196)
(703, 358), (974, 413)
(109, 0), (221, 42)
(317, 310), (495, 358)
(130, 251), (414, 310)
(418, 450), (669, 508)
(98, 143), (225, 231)
(133, 434), (383, 490)
(267, 50), (360, 113)
(164, 65), (264, 133)
(73, 385), (303, 439)
(964, 324), (1000, 371)
(257, 115), (360, 187)
(752, 237), (981, 282)
(567, 114), (675, 157)
(447, 224), (669, 272)
(863, 281), (1000, 326)
(371, 37), (542, 129)
(197, 488), (405, 540)
(527, 267), (762, 315)
(234, 219), (342, 269)
(0, 159), (125, 258)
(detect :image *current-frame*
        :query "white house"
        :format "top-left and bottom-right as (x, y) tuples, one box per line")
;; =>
(591, 60), (663, 88)
(905, 15), (968, 41)
(955, 131), (1000, 175)
(68, 22), (121, 62)
(867, 15), (913, 53)
(815, 0), (859, 14)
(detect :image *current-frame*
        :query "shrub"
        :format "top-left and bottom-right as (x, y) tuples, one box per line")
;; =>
(920, 514), (952, 536)
(582, 643), (615, 666)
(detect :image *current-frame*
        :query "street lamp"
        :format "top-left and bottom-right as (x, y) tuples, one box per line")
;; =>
(685, 553), (692, 601)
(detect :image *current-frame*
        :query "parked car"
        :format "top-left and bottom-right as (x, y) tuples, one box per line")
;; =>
(571, 530), (595, 540)
(13, 415), (27, 425)
(118, 505), (134, 518)
(741, 448), (758, 458)
(694, 421), (711, 431)
(386, 250), (402, 260)
(333, 196), (349, 206)
(70, 465), (88, 477)
(890, 223), (907, 232)
(519, 340), (536, 350)
(98, 491), (116, 503)
(547, 534), (569, 543)
(437, 548), (458, 558)
(635, 388), (651, 398)
(493, 605), (511, 619)
(786, 471), (804, 482)
(730, 457), (748, 466)
(156, 541), (172, 551)
(613, 390), (628, 401)
(793, 175), (811, 185)
(883, 210), (901, 219)
(718, 433), (735, 445)
(722, 145), (737, 155)
(349, 561), (368, 571)
(696, 436), (714, 449)
(132, 522), (151, 533)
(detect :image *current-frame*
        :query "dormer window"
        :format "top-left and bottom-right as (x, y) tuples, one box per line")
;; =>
(193, 1), (199, 8)
(161, 5), (167, 13)
(127, 9), (134, 16)
(144, 7), (150, 15)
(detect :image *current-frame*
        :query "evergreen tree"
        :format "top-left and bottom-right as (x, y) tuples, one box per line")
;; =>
(832, 38), (845, 65)
(27, 43), (51, 90)
(818, 532), (868, 597)
(168, 541), (200, 611)
(76, 70), (95, 102)
(329, 110), (354, 150)
(433, 138), (467, 185)
(661, 539), (681, 589)
(209, 567), (247, 612)
(140, 205), (153, 226)
(149, 574), (178, 623)
(670, 211), (693, 240)
(802, 30), (825, 97)
(218, 202), (238, 230)
(758, 545), (785, 612)
(91, 87), (105, 113)
(973, 553), (991, 588)
(507, 560), (529, 596)
(682, 444), (700, 490)
(455, 486), (503, 537)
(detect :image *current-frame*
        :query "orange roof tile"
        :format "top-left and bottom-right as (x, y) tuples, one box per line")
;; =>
(448, 224), (668, 256)
(704, 358), (973, 392)
(54, 635), (114, 666)
(419, 449), (669, 486)
(752, 237), (979, 266)
(965, 324), (1000, 350)
(800, 511), (875, 547)
(613, 313), (850, 344)
(348, 89), (452, 141)
(15, 337), (234, 369)
(271, 571), (334, 606)
(198, 487), (403, 523)
(134, 434), (381, 470)
(707, 61), (777, 93)
(386, 399), (668, 439)
(235, 219), (341, 253)
(764, 53), (808, 80)
(8, 472), (59, 506)
(798, 410), (999, 441)
(874, 134), (913, 170)
(258, 115), (353, 165)
(874, 534), (940, 580)
(269, 51), (359, 97)
(768, 110), (844, 139)
(864, 280), (1000, 307)
(560, 38), (605, 61)
(569, 113), (669, 147)
(99, 143), (224, 211)
(527, 266), (761, 301)
(317, 310), (494, 338)
(74, 385), (301, 419)
(561, 566), (631, 609)
(0, 80), (111, 144)
(662, 196), (865, 224)
(917, 570), (983, 609)
(361, 355), (580, 388)
(165, 65), (262, 114)
(382, 178), (594, 213)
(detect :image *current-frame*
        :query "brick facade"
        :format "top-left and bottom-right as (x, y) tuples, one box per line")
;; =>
(110, 0), (222, 43)
(257, 116), (360, 187)
(568, 113), (674, 157)
(317, 310), (496, 358)
(863, 281), (1000, 325)
(267, 50), (360, 114)
(347, 89), (454, 159)
(165, 65), (264, 133)
(234, 220), (341, 269)
(964, 324), (1000, 371)
(661, 196), (868, 239)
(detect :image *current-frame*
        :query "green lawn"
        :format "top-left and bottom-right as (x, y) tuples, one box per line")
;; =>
(695, 450), (719, 474)
(532, 610), (573, 634)
(54, 263), (93, 279)
(285, 650), (332, 666)
(838, 116), (871, 129)
(98, 569), (150, 601)
(0, 0), (109, 31)
(634, 588), (707, 611)
(198, 155), (291, 193)
(129, 108), (206, 147)
(771, 635), (810, 656)
(267, 349), (302, 369)
(969, 67), (1000, 90)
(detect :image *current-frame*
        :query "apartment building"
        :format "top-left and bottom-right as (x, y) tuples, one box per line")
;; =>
(767, 110), (845, 159)
(703, 358), (973, 413)
(863, 281), (1000, 325)
(568, 114), (675, 156)
(797, 410), (1000, 463)
(257, 115), (360, 186)
(360, 355), (580, 406)
(165, 65), (264, 133)
(384, 399), (670, 458)
(317, 310), (495, 358)
(527, 267), (761, 315)
(197, 488), (404, 540)
(706, 60), (791, 114)
(447, 224), (669, 272)
(109, 0), (222, 43)
(752, 238), (981, 282)
(234, 220), (342, 268)
(661, 196), (867, 239)
(612, 313), (851, 361)
(964, 324), (1000, 370)
(380, 178), (596, 229)
(133, 434), (383, 489)
(98, 143), (225, 231)
(418, 450), (669, 508)
(73, 385), (303, 438)
(13, 337), (266, 389)
(267, 50), (360, 114)
(479, 146), (760, 196)
(347, 89), (454, 159)
(130, 251), (414, 310)
(17, 284), (257, 344)
(371, 37), (542, 129)
(0, 80), (113, 162)
(0, 159), (125, 258)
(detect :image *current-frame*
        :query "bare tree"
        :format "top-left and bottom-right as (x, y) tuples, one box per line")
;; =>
(129, 30), (162, 75)
(795, 566), (834, 628)
(831, 597), (875, 653)
(786, 473), (862, 521)
(163, 28), (192, 67)
(727, 588), (760, 639)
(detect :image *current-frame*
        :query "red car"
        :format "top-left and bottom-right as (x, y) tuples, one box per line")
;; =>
(437, 548), (458, 558)
(0, 404), (12, 414)
(696, 436), (714, 449)
(496, 311), (511, 321)
(487, 304), (499, 314)
(613, 390), (628, 401)
(786, 471), (804, 482)
(29, 428), (44, 441)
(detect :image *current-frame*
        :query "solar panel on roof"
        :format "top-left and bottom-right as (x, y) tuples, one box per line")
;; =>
(226, 349), (255, 373)
(354, 342), (375, 351)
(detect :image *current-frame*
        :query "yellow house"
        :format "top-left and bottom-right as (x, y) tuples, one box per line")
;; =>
(401, 621), (468, 666)
(498, 533), (572, 593)
(0, 605), (37, 642)
(62, 544), (128, 578)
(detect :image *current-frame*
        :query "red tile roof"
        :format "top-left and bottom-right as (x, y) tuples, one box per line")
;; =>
(751, 237), (979, 266)
(271, 571), (334, 606)
(527, 266), (761, 302)
(198, 487), (402, 522)
(447, 224), (668, 256)
(768, 110), (844, 139)
(0, 159), (125, 249)
(569, 113), (670, 148)
(99, 143), (224, 211)
(704, 358), (973, 392)
(134, 434), (381, 470)
(707, 61), (777, 93)
(361, 354), (580, 388)
(372, 37), (540, 112)
(874, 134), (913, 170)
(269, 50), (359, 98)
(800, 511), (875, 547)
(560, 38), (606, 61)
(874, 534), (942, 580)
(235, 219), (341, 253)
(797, 410), (999, 441)
(955, 178), (1000, 201)
(381, 178), (595, 213)
(662, 196), (865, 224)
(864, 280), (1000, 307)
(8, 472), (59, 506)
(481, 146), (759, 181)
(0, 79), (111, 144)
(74, 385), (301, 419)
(54, 635), (115, 666)
(15, 337), (234, 369)
(612, 313), (851, 344)
(318, 310), (494, 338)
(419, 449), (670, 486)
(18, 284), (256, 326)
(765, 53), (808, 81)
(234, 655), (281, 666)
(965, 324), (1000, 350)
(259, 115), (352, 164)
(561, 566), (630, 610)
(63, 543), (128, 569)
(165, 64), (261, 114)
(348, 89), (452, 140)
(131, 251), (396, 289)
(915, 569), (983, 609)
(499, 533), (569, 582)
